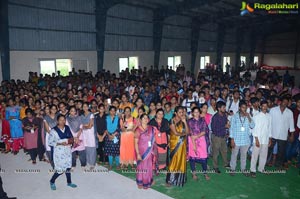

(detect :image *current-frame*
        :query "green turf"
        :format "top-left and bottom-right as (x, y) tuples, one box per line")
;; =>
(113, 157), (300, 199)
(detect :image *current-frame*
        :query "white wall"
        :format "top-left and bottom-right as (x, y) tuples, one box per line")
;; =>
(103, 51), (154, 75)
(10, 51), (97, 80)
(159, 51), (191, 70)
(263, 54), (300, 67)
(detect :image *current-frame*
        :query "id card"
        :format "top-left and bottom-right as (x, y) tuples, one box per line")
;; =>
(31, 128), (34, 134)
(241, 127), (245, 132)
(148, 141), (152, 147)
(158, 133), (161, 137)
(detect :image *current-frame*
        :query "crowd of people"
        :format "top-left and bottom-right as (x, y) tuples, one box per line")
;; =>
(0, 65), (299, 190)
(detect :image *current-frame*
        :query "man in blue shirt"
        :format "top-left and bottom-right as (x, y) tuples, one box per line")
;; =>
(229, 100), (255, 176)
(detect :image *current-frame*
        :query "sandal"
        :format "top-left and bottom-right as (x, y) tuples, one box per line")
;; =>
(204, 174), (210, 181)
(192, 174), (198, 181)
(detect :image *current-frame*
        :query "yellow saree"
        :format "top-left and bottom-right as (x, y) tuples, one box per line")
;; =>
(166, 120), (187, 187)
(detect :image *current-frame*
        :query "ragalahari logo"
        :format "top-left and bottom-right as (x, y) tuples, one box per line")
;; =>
(240, 1), (254, 16)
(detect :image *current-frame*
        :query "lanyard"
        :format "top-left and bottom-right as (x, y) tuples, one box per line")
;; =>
(239, 112), (246, 127)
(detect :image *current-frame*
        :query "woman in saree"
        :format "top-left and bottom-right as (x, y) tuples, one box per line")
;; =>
(48, 114), (77, 190)
(120, 107), (137, 169)
(166, 106), (189, 187)
(66, 106), (86, 169)
(149, 108), (170, 170)
(188, 107), (210, 181)
(81, 102), (96, 170)
(5, 98), (23, 155)
(23, 108), (46, 164)
(135, 113), (158, 189)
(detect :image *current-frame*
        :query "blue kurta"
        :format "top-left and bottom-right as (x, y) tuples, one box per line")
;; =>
(5, 106), (23, 138)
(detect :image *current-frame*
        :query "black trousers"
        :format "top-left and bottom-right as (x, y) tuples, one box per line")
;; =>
(28, 148), (44, 161)
(97, 141), (108, 163)
(267, 138), (287, 167)
(50, 168), (72, 184)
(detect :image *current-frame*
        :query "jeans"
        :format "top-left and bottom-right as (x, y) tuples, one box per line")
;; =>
(189, 158), (208, 174)
(286, 138), (298, 161)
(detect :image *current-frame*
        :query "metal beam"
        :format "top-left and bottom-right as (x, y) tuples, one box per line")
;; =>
(157, 0), (223, 19)
(235, 27), (244, 72)
(190, 18), (200, 75)
(248, 29), (256, 68)
(95, 0), (123, 72)
(215, 23), (225, 66)
(294, 31), (300, 69)
(0, 0), (10, 80)
(153, 10), (164, 68)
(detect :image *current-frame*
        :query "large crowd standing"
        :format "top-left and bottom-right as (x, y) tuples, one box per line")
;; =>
(0, 65), (300, 190)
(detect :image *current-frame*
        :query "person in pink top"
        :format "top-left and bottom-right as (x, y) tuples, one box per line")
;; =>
(188, 107), (210, 181)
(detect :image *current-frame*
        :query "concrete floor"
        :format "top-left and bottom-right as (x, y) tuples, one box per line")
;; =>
(0, 151), (173, 199)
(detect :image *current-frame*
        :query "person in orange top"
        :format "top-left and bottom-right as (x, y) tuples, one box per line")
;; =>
(120, 107), (137, 169)
(119, 94), (133, 111)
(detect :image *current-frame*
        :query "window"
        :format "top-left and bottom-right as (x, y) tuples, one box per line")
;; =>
(240, 56), (246, 67)
(223, 57), (230, 72)
(40, 59), (72, 76)
(119, 57), (139, 72)
(168, 56), (181, 71)
(200, 56), (210, 70)
(254, 56), (259, 65)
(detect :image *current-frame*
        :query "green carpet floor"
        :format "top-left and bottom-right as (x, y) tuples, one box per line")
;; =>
(112, 157), (300, 199)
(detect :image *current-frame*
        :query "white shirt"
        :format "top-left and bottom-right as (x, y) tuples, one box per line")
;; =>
(247, 107), (260, 117)
(226, 99), (239, 114)
(270, 106), (295, 141)
(252, 112), (272, 144)
(192, 91), (199, 102)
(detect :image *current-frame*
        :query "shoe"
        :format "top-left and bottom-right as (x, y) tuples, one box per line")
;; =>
(67, 183), (77, 188)
(50, 182), (56, 190)
(229, 170), (235, 176)
(250, 172), (256, 178)
(214, 168), (221, 174)
(224, 164), (231, 169)
(243, 172), (250, 177)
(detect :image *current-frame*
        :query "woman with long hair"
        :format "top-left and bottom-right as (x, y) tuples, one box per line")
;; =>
(81, 102), (96, 170)
(44, 104), (59, 168)
(188, 107), (210, 181)
(48, 114), (77, 190)
(5, 98), (23, 155)
(66, 106), (86, 169)
(23, 108), (45, 164)
(166, 106), (189, 187)
(120, 107), (137, 169)
(149, 108), (170, 170)
(104, 106), (121, 170)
